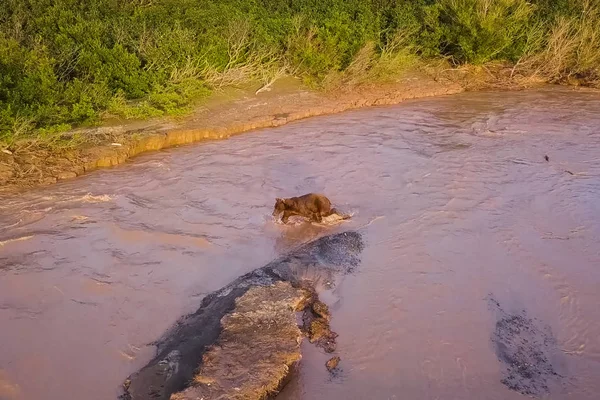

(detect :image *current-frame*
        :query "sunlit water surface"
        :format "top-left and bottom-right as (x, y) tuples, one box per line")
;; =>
(1, 87), (599, 400)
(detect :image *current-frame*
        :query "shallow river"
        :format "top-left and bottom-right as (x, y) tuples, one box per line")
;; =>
(1, 87), (600, 400)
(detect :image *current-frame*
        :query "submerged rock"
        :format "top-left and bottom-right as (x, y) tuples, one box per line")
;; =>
(488, 296), (562, 397)
(122, 231), (363, 400)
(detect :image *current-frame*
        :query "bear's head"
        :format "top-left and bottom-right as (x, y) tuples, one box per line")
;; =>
(272, 198), (287, 217)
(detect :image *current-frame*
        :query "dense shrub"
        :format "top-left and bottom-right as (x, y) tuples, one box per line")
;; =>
(1, 0), (599, 142)
(423, 0), (535, 64)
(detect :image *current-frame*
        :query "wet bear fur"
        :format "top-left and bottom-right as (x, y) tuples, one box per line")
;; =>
(273, 193), (341, 223)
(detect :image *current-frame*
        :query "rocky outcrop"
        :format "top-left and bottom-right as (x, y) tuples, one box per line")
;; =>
(325, 356), (341, 373)
(122, 231), (363, 400)
(172, 282), (309, 400)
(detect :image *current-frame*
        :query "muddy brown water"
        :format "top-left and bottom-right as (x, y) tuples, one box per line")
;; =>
(1, 87), (600, 400)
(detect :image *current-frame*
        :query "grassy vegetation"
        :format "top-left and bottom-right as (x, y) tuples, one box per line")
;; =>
(1, 0), (599, 146)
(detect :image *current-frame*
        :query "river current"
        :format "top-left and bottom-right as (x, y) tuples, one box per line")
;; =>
(1, 87), (599, 400)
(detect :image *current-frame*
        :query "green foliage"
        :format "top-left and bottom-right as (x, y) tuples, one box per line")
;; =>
(1, 0), (599, 143)
(423, 0), (536, 64)
(530, 0), (600, 82)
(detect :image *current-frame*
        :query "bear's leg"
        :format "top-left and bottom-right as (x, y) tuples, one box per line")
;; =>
(282, 210), (292, 224)
(314, 212), (323, 223)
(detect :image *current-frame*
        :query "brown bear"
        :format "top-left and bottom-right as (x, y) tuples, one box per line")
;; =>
(273, 193), (346, 224)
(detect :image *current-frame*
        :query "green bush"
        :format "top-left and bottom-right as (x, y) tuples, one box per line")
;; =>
(422, 0), (536, 64)
(1, 0), (599, 143)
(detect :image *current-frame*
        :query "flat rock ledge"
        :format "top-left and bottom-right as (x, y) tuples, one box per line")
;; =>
(121, 231), (363, 400)
(172, 282), (309, 400)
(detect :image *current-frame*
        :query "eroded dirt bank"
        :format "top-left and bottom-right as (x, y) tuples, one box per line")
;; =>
(7, 64), (595, 194)
(122, 231), (363, 400)
(1, 71), (471, 193)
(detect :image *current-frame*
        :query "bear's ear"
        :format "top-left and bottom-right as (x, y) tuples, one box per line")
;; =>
(276, 198), (282, 201)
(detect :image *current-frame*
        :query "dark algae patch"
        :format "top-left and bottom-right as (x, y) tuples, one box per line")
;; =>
(488, 296), (562, 396)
